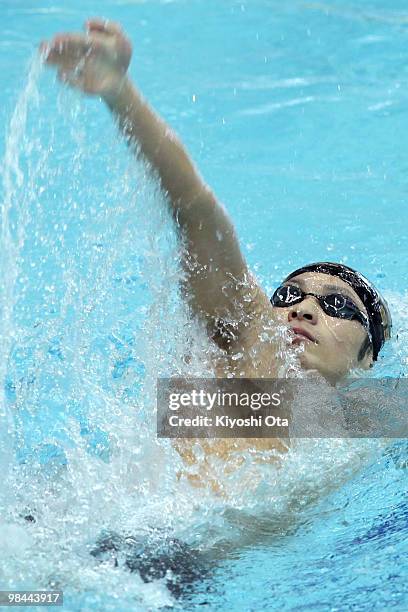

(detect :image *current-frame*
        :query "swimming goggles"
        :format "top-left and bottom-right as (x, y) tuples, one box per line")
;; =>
(270, 284), (370, 330)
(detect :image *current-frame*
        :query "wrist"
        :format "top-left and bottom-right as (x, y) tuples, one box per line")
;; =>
(102, 75), (131, 107)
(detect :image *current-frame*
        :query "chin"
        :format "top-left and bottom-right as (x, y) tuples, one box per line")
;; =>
(298, 351), (317, 370)
(298, 352), (333, 379)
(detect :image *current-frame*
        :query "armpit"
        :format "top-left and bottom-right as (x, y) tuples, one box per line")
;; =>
(209, 279), (272, 350)
(210, 317), (239, 351)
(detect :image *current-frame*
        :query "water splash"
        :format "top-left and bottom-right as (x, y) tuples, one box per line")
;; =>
(0, 51), (217, 604)
(0, 55), (45, 513)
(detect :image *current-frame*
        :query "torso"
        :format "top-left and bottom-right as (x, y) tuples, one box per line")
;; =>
(175, 301), (290, 494)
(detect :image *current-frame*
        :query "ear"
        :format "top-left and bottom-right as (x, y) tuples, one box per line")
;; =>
(358, 347), (373, 370)
(357, 334), (373, 369)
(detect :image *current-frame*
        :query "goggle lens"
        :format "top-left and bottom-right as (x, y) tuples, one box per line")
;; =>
(271, 284), (368, 329)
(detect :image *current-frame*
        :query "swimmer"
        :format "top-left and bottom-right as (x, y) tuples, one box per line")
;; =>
(40, 20), (392, 481)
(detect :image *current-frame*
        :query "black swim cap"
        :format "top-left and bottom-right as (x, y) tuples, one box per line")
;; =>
(284, 262), (392, 361)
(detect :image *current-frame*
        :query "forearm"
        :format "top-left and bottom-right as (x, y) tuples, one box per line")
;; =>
(104, 77), (208, 214)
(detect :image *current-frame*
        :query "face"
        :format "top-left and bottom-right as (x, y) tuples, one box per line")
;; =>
(271, 272), (372, 384)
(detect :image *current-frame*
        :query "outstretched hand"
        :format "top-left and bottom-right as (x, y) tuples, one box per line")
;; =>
(40, 18), (132, 100)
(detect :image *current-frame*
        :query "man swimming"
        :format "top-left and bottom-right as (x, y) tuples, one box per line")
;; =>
(40, 20), (392, 475)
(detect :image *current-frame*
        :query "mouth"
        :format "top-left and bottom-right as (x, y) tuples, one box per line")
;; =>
(291, 326), (318, 344)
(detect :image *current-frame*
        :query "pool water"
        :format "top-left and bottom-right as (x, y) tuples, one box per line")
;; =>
(1, 0), (408, 610)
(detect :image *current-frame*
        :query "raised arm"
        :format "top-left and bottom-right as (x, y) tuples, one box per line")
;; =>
(41, 19), (271, 346)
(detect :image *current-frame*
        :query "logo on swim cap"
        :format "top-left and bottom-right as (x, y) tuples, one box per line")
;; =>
(283, 262), (392, 361)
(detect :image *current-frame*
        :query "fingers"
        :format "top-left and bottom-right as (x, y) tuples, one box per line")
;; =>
(39, 19), (125, 65)
(40, 33), (93, 64)
(41, 33), (106, 69)
(38, 18), (131, 81)
(85, 18), (122, 37)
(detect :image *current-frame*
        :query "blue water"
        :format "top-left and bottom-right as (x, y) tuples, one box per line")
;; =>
(1, 0), (408, 610)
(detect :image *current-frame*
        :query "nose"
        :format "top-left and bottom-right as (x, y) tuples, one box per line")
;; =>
(288, 297), (319, 325)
